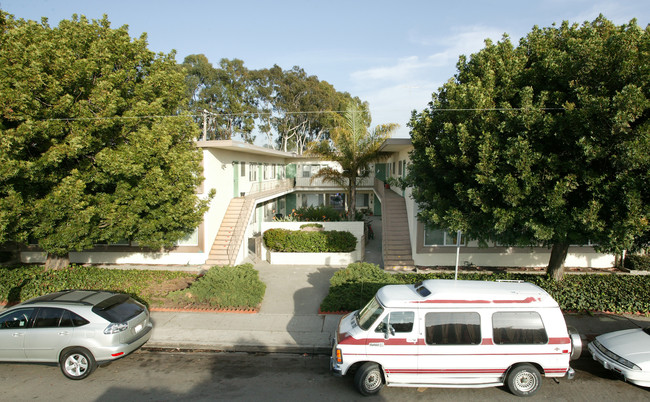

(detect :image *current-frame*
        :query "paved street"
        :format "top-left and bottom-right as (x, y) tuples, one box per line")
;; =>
(1, 351), (648, 401)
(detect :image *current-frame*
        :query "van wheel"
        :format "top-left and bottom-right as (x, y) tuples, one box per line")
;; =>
(354, 362), (384, 396)
(507, 364), (541, 397)
(60, 348), (96, 380)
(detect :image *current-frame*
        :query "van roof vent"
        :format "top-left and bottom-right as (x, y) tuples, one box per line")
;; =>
(414, 281), (431, 297)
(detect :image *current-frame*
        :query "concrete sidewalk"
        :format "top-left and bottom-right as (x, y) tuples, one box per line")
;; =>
(144, 216), (650, 354)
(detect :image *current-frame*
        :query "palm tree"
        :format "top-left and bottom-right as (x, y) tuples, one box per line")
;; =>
(306, 105), (398, 220)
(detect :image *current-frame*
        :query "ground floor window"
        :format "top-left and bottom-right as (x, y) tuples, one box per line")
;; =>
(424, 227), (466, 246)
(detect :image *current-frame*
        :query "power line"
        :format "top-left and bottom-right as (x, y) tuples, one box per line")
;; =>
(34, 107), (566, 122)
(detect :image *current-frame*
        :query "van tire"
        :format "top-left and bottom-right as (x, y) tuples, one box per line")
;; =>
(506, 364), (541, 397)
(354, 362), (384, 396)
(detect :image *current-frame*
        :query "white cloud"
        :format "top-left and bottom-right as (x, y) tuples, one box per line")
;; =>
(350, 25), (508, 136)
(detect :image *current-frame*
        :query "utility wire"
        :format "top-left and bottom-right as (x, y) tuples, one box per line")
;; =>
(35, 107), (566, 122)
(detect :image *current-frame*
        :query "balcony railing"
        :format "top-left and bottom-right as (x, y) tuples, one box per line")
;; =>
(247, 178), (294, 196)
(295, 176), (375, 188)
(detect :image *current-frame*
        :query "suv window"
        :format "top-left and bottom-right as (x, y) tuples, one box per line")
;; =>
(425, 312), (481, 345)
(92, 296), (145, 322)
(492, 311), (548, 344)
(0, 308), (35, 329)
(60, 310), (90, 328)
(33, 307), (64, 328)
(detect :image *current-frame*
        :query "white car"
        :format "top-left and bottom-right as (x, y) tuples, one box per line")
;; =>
(588, 327), (650, 387)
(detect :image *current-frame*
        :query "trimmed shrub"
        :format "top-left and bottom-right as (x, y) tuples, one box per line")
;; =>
(320, 264), (650, 315)
(624, 254), (650, 271)
(169, 264), (265, 309)
(294, 205), (343, 221)
(263, 228), (356, 252)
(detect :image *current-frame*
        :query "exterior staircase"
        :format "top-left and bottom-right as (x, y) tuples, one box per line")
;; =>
(205, 197), (254, 266)
(380, 188), (415, 271)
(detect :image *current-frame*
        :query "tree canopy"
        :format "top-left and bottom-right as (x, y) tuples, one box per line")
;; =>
(406, 16), (649, 280)
(308, 104), (398, 220)
(0, 12), (211, 266)
(182, 56), (365, 153)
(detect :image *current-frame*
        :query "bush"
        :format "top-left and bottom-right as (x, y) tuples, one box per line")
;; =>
(624, 254), (650, 271)
(263, 228), (356, 252)
(320, 263), (400, 312)
(294, 205), (343, 221)
(300, 223), (323, 229)
(319, 264), (650, 315)
(0, 265), (194, 306)
(169, 264), (265, 309)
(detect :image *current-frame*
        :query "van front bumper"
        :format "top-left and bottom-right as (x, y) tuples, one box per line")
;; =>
(330, 357), (343, 377)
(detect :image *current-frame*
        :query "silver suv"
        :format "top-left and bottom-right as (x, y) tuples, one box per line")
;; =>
(0, 290), (152, 379)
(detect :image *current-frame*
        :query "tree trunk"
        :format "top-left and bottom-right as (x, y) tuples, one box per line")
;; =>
(547, 243), (569, 281)
(45, 253), (70, 270)
(347, 177), (357, 221)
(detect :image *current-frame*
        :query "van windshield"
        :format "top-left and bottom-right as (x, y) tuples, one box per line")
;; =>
(356, 297), (384, 331)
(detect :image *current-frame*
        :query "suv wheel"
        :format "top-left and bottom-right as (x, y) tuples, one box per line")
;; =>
(60, 348), (96, 380)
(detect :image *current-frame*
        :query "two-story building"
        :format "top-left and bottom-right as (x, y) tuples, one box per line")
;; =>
(20, 138), (615, 269)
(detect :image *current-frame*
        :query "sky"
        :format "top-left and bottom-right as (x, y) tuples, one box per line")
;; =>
(2, 0), (649, 140)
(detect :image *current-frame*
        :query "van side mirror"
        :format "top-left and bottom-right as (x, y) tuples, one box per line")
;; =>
(384, 324), (396, 339)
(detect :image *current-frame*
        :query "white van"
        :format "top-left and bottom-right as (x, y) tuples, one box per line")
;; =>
(331, 279), (582, 397)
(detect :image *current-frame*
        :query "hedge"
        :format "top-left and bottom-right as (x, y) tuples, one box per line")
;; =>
(168, 264), (265, 309)
(263, 228), (357, 252)
(320, 263), (650, 315)
(0, 265), (194, 306)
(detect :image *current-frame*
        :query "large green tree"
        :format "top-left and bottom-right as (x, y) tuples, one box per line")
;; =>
(0, 13), (211, 267)
(183, 55), (259, 143)
(258, 65), (365, 154)
(308, 104), (398, 220)
(407, 16), (649, 280)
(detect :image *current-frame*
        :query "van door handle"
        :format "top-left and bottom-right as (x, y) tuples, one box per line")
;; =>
(58, 331), (70, 336)
(406, 338), (418, 343)
(12, 332), (24, 337)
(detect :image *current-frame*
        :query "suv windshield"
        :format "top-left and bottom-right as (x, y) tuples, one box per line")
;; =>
(356, 297), (384, 331)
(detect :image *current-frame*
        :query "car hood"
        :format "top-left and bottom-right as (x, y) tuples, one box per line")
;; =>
(596, 328), (650, 369)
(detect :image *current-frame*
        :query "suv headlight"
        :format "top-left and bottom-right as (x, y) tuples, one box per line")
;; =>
(104, 322), (128, 334)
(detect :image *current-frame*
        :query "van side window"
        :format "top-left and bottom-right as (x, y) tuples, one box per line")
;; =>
(375, 311), (414, 333)
(492, 312), (548, 345)
(425, 312), (481, 345)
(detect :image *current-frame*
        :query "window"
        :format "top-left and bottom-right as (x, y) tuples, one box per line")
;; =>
(241, 162), (246, 177)
(0, 308), (34, 329)
(398, 160), (402, 176)
(492, 312), (548, 344)
(60, 310), (89, 327)
(358, 193), (370, 208)
(357, 297), (384, 331)
(175, 228), (199, 246)
(425, 312), (481, 345)
(249, 163), (257, 181)
(424, 227), (466, 246)
(375, 311), (414, 334)
(33, 307), (65, 328)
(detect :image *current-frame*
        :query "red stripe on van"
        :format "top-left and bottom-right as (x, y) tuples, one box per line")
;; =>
(414, 296), (540, 304)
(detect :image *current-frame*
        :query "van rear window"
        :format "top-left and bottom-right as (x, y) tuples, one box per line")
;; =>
(425, 312), (481, 345)
(492, 312), (548, 344)
(92, 296), (145, 323)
